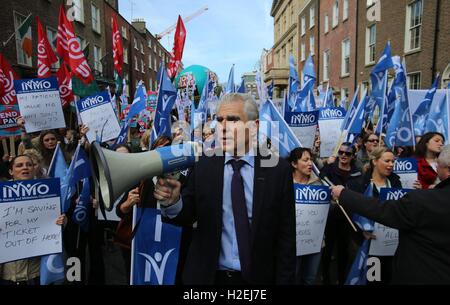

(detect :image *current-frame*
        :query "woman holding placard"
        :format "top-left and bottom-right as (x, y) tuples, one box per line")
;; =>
(415, 132), (445, 189)
(0, 155), (66, 285)
(289, 147), (323, 285)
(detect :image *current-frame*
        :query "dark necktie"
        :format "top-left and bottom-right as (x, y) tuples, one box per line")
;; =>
(229, 159), (251, 280)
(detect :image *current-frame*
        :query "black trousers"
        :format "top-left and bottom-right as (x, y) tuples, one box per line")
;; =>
(215, 271), (248, 285)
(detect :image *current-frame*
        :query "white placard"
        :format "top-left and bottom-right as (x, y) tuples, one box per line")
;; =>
(369, 188), (412, 256)
(14, 77), (66, 133)
(319, 107), (346, 157)
(294, 184), (330, 256)
(285, 110), (318, 149)
(77, 92), (121, 143)
(394, 158), (418, 189)
(0, 179), (62, 264)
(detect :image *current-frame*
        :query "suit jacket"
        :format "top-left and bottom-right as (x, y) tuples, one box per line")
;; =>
(164, 154), (296, 285)
(339, 177), (450, 284)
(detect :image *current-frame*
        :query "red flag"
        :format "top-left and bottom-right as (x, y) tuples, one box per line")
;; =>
(167, 16), (186, 79)
(0, 53), (19, 106)
(112, 14), (123, 76)
(57, 5), (93, 84)
(56, 63), (74, 108)
(37, 17), (58, 78)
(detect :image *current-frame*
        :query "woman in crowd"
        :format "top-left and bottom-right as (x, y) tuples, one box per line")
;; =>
(0, 155), (66, 285)
(289, 147), (322, 285)
(414, 132), (445, 189)
(320, 143), (362, 285)
(23, 148), (45, 178)
(355, 133), (380, 170)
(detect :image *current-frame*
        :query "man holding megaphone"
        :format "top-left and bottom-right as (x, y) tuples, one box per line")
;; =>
(154, 93), (296, 285)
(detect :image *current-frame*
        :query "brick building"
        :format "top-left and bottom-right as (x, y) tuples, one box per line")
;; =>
(356, 0), (450, 92)
(319, 0), (357, 101)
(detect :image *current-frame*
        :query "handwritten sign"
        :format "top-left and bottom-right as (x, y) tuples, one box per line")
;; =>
(0, 178), (62, 264)
(0, 104), (21, 137)
(369, 188), (412, 256)
(14, 77), (66, 133)
(394, 158), (418, 189)
(318, 107), (346, 157)
(285, 110), (319, 149)
(294, 184), (330, 256)
(77, 92), (121, 143)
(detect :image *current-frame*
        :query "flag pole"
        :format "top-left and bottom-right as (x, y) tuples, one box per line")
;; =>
(2, 13), (33, 47)
(9, 136), (15, 157)
(2, 138), (9, 157)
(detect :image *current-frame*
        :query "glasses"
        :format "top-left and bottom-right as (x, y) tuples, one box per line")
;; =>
(338, 150), (353, 157)
(216, 115), (241, 123)
(367, 139), (379, 143)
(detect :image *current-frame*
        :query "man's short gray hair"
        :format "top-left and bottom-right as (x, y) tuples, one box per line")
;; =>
(438, 145), (450, 167)
(217, 93), (259, 121)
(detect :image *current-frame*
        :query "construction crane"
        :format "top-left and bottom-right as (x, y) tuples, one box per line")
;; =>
(155, 5), (208, 40)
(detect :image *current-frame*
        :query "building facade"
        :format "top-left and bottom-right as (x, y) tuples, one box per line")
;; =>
(266, 0), (306, 98)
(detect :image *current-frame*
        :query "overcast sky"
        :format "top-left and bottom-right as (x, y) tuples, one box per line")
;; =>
(119, 0), (274, 84)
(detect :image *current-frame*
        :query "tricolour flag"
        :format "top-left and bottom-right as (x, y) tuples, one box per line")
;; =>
(16, 14), (33, 57)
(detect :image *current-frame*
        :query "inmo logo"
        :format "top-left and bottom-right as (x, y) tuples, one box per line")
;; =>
(21, 80), (52, 91)
(296, 186), (328, 201)
(81, 95), (104, 108)
(386, 190), (408, 200)
(320, 108), (343, 119)
(3, 182), (50, 198)
(394, 160), (413, 172)
(290, 113), (316, 125)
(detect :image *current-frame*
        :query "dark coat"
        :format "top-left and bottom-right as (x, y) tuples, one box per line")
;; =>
(164, 154), (296, 285)
(339, 177), (450, 284)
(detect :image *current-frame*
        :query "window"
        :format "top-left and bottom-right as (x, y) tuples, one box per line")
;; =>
(91, 3), (100, 33)
(148, 40), (152, 49)
(141, 59), (145, 73)
(140, 42), (144, 54)
(366, 24), (376, 65)
(341, 39), (350, 76)
(362, 81), (370, 96)
(148, 54), (152, 70)
(301, 16), (306, 36)
(367, 0), (376, 7)
(14, 12), (32, 67)
(343, 0), (349, 20)
(93, 45), (102, 72)
(341, 88), (349, 107)
(283, 12), (287, 33)
(288, 39), (293, 58)
(408, 72), (421, 89)
(134, 38), (138, 49)
(76, 36), (87, 51)
(310, 6), (315, 28)
(153, 57), (157, 71)
(323, 50), (330, 81)
(159, 49), (162, 57)
(282, 45), (286, 66)
(310, 36), (315, 56)
(72, 0), (84, 23)
(405, 0), (423, 52)
(153, 43), (156, 53)
(46, 27), (60, 69)
(123, 47), (128, 64)
(135, 56), (138, 71)
(124, 74), (129, 96)
(301, 43), (306, 61)
(324, 14), (329, 33)
(149, 79), (153, 91)
(332, 0), (339, 28)
(121, 26), (128, 39)
(290, 5), (294, 26)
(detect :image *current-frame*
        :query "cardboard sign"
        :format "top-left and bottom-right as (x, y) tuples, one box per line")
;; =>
(369, 188), (413, 256)
(0, 105), (21, 137)
(0, 178), (62, 264)
(285, 110), (319, 149)
(77, 92), (121, 143)
(14, 77), (66, 133)
(394, 158), (418, 189)
(319, 107), (346, 157)
(294, 184), (330, 256)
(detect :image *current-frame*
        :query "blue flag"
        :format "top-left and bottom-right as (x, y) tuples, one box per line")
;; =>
(152, 64), (177, 143)
(110, 119), (130, 149)
(287, 55), (299, 112)
(385, 61), (416, 149)
(126, 83), (147, 121)
(268, 79), (274, 100)
(345, 240), (369, 285)
(72, 178), (91, 232)
(413, 75), (440, 136)
(237, 78), (246, 93)
(341, 88), (359, 131)
(323, 85), (334, 108)
(366, 42), (394, 121)
(225, 65), (235, 94)
(132, 208), (181, 285)
(48, 143), (67, 179)
(425, 91), (449, 142)
(352, 183), (375, 231)
(348, 92), (368, 135)
(40, 253), (65, 285)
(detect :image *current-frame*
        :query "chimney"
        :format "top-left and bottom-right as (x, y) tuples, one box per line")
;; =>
(132, 18), (146, 34)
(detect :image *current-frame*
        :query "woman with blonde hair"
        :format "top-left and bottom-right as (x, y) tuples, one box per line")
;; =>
(23, 148), (45, 178)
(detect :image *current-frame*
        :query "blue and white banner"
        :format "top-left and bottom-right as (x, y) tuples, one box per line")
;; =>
(14, 77), (66, 133)
(294, 184), (330, 256)
(131, 208), (181, 285)
(319, 107), (347, 157)
(77, 91), (121, 143)
(393, 158), (418, 189)
(369, 188), (412, 256)
(285, 110), (318, 149)
(0, 178), (62, 264)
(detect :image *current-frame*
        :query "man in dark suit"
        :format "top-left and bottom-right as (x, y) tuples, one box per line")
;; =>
(154, 93), (296, 285)
(331, 145), (450, 284)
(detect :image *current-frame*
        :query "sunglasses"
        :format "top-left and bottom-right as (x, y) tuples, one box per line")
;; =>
(216, 115), (241, 123)
(367, 139), (379, 143)
(338, 150), (353, 157)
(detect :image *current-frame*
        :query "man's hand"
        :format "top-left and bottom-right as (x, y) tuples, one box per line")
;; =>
(154, 178), (181, 206)
(331, 185), (345, 200)
(80, 124), (89, 138)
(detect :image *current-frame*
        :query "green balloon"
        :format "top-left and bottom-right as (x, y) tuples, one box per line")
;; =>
(175, 65), (218, 94)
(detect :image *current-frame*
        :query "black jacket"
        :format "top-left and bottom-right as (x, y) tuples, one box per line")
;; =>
(340, 177), (450, 284)
(164, 154), (296, 285)
(320, 161), (362, 187)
